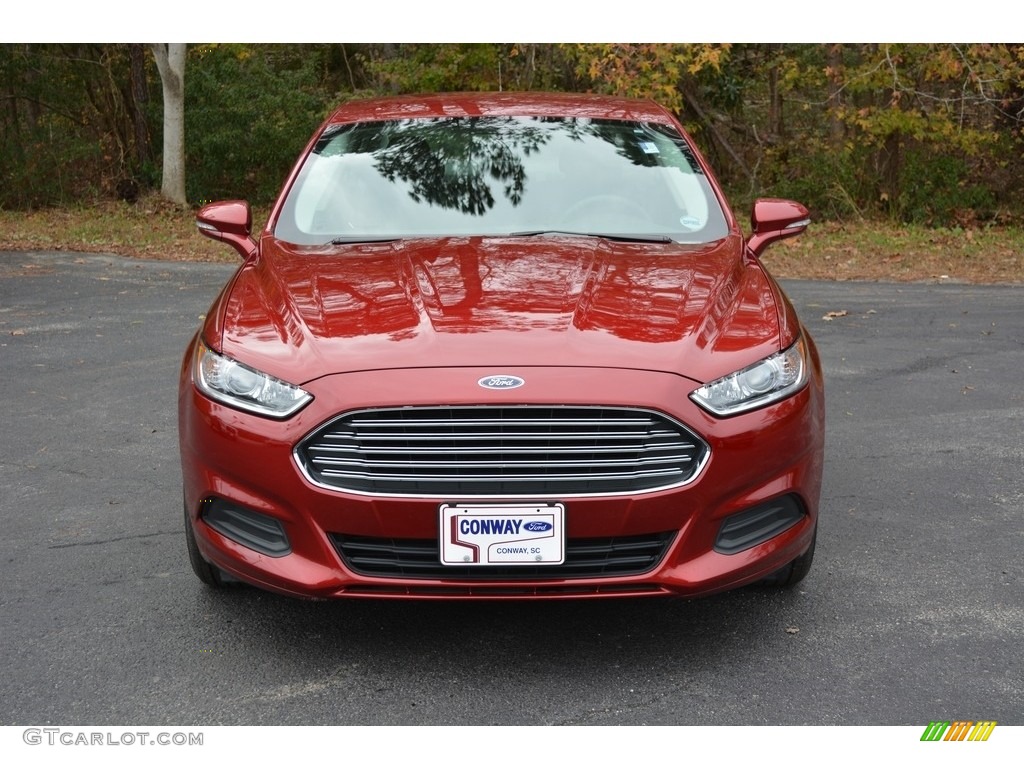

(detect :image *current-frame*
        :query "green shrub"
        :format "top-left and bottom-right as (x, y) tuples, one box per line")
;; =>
(894, 149), (996, 225)
(186, 45), (332, 205)
(0, 126), (108, 208)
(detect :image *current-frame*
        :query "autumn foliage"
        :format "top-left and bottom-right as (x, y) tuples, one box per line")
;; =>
(2, 43), (1023, 226)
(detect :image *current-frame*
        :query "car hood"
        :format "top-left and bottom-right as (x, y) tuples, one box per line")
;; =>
(210, 235), (786, 386)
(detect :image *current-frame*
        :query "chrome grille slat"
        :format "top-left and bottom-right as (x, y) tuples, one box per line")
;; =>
(308, 442), (695, 455)
(310, 456), (694, 469)
(321, 430), (679, 441)
(296, 406), (709, 496)
(318, 468), (684, 482)
(343, 417), (660, 428)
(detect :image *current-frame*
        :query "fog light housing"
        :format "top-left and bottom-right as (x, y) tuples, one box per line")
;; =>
(201, 499), (291, 557)
(714, 495), (805, 555)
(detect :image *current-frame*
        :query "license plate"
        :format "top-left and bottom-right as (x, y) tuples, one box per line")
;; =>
(439, 503), (565, 566)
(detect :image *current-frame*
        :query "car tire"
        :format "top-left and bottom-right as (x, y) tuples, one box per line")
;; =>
(184, 499), (227, 588)
(760, 527), (816, 588)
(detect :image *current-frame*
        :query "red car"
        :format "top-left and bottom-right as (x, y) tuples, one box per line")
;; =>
(179, 92), (824, 600)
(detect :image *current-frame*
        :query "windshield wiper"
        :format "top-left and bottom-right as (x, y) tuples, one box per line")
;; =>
(507, 230), (673, 244)
(328, 235), (403, 245)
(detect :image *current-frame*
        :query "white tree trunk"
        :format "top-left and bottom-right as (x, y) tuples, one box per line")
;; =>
(150, 44), (187, 205)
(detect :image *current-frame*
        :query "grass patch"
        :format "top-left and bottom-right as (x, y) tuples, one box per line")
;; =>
(767, 220), (1024, 283)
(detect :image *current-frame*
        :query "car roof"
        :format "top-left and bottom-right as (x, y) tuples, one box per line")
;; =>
(324, 91), (677, 125)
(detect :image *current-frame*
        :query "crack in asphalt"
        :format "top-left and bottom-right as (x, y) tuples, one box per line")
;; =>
(48, 530), (180, 549)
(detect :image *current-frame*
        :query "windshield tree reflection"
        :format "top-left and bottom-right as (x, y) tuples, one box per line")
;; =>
(275, 116), (727, 244)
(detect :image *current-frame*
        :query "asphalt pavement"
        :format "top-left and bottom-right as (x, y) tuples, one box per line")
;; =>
(0, 250), (1021, 726)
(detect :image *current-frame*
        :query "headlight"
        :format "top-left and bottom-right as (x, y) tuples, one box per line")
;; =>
(194, 341), (312, 418)
(690, 337), (808, 417)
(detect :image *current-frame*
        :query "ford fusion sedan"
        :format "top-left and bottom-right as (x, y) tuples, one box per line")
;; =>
(179, 91), (824, 600)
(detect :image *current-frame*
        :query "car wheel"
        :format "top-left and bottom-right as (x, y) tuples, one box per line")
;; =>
(184, 499), (227, 588)
(760, 527), (816, 588)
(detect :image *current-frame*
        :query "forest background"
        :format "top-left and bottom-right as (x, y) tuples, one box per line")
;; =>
(2, 43), (1023, 281)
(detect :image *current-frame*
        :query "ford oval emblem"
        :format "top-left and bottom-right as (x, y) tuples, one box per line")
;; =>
(478, 375), (525, 390)
(523, 521), (553, 532)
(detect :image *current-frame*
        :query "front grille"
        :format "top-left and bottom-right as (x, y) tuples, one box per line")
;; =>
(296, 406), (709, 496)
(330, 531), (676, 580)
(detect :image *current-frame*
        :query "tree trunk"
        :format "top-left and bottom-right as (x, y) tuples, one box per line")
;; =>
(678, 82), (754, 187)
(766, 44), (784, 140)
(129, 44), (151, 169)
(826, 44), (845, 149)
(22, 44), (41, 132)
(150, 43), (186, 205)
(879, 131), (902, 216)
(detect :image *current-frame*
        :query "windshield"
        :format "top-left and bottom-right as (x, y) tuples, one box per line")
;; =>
(273, 115), (730, 245)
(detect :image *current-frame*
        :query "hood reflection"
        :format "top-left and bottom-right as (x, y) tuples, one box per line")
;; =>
(219, 235), (779, 382)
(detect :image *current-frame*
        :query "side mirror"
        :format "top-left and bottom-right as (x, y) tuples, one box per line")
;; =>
(747, 199), (810, 259)
(196, 200), (257, 260)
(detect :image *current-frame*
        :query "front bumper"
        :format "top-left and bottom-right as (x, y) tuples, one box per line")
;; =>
(178, 355), (824, 600)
